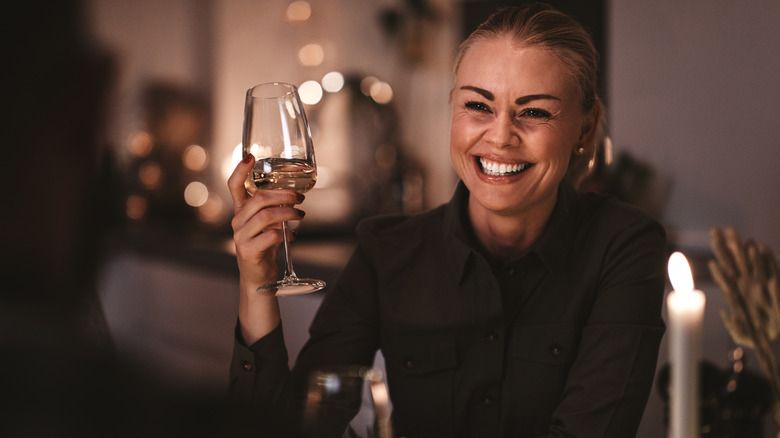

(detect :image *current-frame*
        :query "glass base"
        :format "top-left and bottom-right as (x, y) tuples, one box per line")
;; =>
(257, 277), (326, 296)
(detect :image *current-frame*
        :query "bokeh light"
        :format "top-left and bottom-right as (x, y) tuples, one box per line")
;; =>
(299, 80), (323, 105)
(127, 131), (154, 157)
(370, 81), (393, 104)
(182, 144), (208, 171)
(126, 195), (147, 220)
(321, 71), (344, 93)
(298, 43), (324, 66)
(360, 76), (379, 96)
(184, 181), (209, 207)
(138, 162), (162, 189)
(222, 143), (243, 182)
(286, 1), (311, 23)
(197, 193), (224, 224)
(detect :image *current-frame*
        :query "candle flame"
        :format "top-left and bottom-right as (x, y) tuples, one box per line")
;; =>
(668, 251), (694, 293)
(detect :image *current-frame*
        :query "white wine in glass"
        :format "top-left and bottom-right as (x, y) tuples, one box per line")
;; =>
(243, 82), (325, 296)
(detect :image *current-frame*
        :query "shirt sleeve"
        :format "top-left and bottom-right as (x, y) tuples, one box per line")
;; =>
(227, 321), (299, 435)
(543, 215), (667, 437)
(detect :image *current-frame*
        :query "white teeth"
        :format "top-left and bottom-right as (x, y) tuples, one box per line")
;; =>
(479, 158), (529, 176)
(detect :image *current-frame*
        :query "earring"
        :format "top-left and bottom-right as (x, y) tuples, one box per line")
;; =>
(576, 145), (585, 155)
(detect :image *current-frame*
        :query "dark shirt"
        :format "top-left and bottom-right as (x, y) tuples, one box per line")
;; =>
(229, 182), (667, 438)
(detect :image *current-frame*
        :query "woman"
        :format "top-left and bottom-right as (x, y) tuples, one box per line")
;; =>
(227, 4), (666, 437)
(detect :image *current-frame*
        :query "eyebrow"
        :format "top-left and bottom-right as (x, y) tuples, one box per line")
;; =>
(459, 85), (560, 105)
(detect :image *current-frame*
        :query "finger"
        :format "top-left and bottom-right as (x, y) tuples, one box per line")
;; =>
(232, 192), (304, 232)
(234, 204), (303, 242)
(235, 226), (284, 260)
(228, 154), (255, 210)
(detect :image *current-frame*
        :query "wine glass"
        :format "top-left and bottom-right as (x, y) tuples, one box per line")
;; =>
(303, 365), (394, 438)
(242, 82), (326, 296)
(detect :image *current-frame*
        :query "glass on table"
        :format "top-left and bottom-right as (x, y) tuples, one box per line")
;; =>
(303, 365), (393, 438)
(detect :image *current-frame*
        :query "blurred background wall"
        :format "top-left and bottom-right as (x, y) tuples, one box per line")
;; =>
(609, 1), (780, 254)
(86, 0), (780, 252)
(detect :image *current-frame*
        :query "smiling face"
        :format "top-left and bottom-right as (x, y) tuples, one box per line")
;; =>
(450, 37), (596, 222)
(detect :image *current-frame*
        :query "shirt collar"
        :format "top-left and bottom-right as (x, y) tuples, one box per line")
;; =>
(441, 181), (581, 280)
(529, 182), (579, 276)
(442, 181), (475, 283)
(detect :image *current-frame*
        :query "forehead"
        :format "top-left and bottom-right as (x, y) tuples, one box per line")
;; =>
(455, 38), (577, 99)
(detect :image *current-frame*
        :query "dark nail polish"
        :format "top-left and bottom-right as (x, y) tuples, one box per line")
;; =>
(242, 154), (253, 164)
(296, 209), (306, 218)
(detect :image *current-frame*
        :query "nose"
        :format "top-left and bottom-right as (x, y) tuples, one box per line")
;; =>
(484, 112), (519, 148)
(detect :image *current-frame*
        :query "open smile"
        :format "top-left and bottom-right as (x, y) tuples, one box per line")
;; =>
(477, 157), (533, 176)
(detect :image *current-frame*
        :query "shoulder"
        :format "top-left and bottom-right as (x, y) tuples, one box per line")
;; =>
(355, 205), (447, 241)
(574, 189), (664, 236)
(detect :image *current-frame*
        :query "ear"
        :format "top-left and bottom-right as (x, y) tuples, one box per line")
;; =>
(577, 99), (602, 150)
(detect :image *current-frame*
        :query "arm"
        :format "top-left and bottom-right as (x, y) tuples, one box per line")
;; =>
(225, 155), (306, 432)
(545, 217), (667, 437)
(228, 154), (305, 344)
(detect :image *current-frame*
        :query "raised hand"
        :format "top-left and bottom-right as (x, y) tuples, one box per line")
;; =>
(228, 154), (304, 343)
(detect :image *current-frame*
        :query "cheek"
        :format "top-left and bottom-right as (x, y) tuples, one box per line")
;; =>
(450, 115), (479, 152)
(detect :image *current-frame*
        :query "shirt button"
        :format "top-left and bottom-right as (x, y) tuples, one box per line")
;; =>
(241, 361), (253, 372)
(482, 396), (494, 406)
(505, 266), (516, 275)
(404, 357), (415, 369)
(487, 332), (498, 341)
(550, 344), (563, 356)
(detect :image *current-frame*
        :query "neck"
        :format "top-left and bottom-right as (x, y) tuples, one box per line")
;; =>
(467, 193), (557, 263)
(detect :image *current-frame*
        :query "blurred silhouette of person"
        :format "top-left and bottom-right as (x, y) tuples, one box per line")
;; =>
(1, 2), (251, 436)
(1, 0), (127, 434)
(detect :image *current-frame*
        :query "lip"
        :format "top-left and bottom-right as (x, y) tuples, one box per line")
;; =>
(473, 155), (534, 181)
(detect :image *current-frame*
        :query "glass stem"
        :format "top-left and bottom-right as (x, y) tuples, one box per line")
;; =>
(281, 221), (297, 279)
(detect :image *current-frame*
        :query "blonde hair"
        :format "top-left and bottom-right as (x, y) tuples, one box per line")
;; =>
(454, 3), (605, 185)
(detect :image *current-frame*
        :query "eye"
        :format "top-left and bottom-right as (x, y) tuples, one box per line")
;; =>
(519, 108), (552, 119)
(465, 101), (491, 113)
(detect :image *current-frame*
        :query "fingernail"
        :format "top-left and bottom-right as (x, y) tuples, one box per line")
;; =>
(242, 154), (253, 164)
(296, 193), (305, 202)
(295, 209), (306, 218)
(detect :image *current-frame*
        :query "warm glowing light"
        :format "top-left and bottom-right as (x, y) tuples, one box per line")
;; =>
(315, 165), (332, 188)
(603, 137), (614, 165)
(184, 181), (209, 207)
(321, 71), (344, 93)
(370, 81), (393, 104)
(126, 195), (147, 220)
(299, 80), (323, 105)
(183, 144), (208, 171)
(197, 194), (224, 224)
(222, 143), (243, 182)
(250, 142), (274, 159)
(668, 251), (694, 293)
(286, 1), (311, 23)
(360, 76), (379, 96)
(138, 162), (162, 189)
(128, 131), (154, 157)
(298, 43), (324, 66)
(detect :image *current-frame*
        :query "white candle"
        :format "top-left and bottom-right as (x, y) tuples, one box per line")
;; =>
(666, 251), (706, 438)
